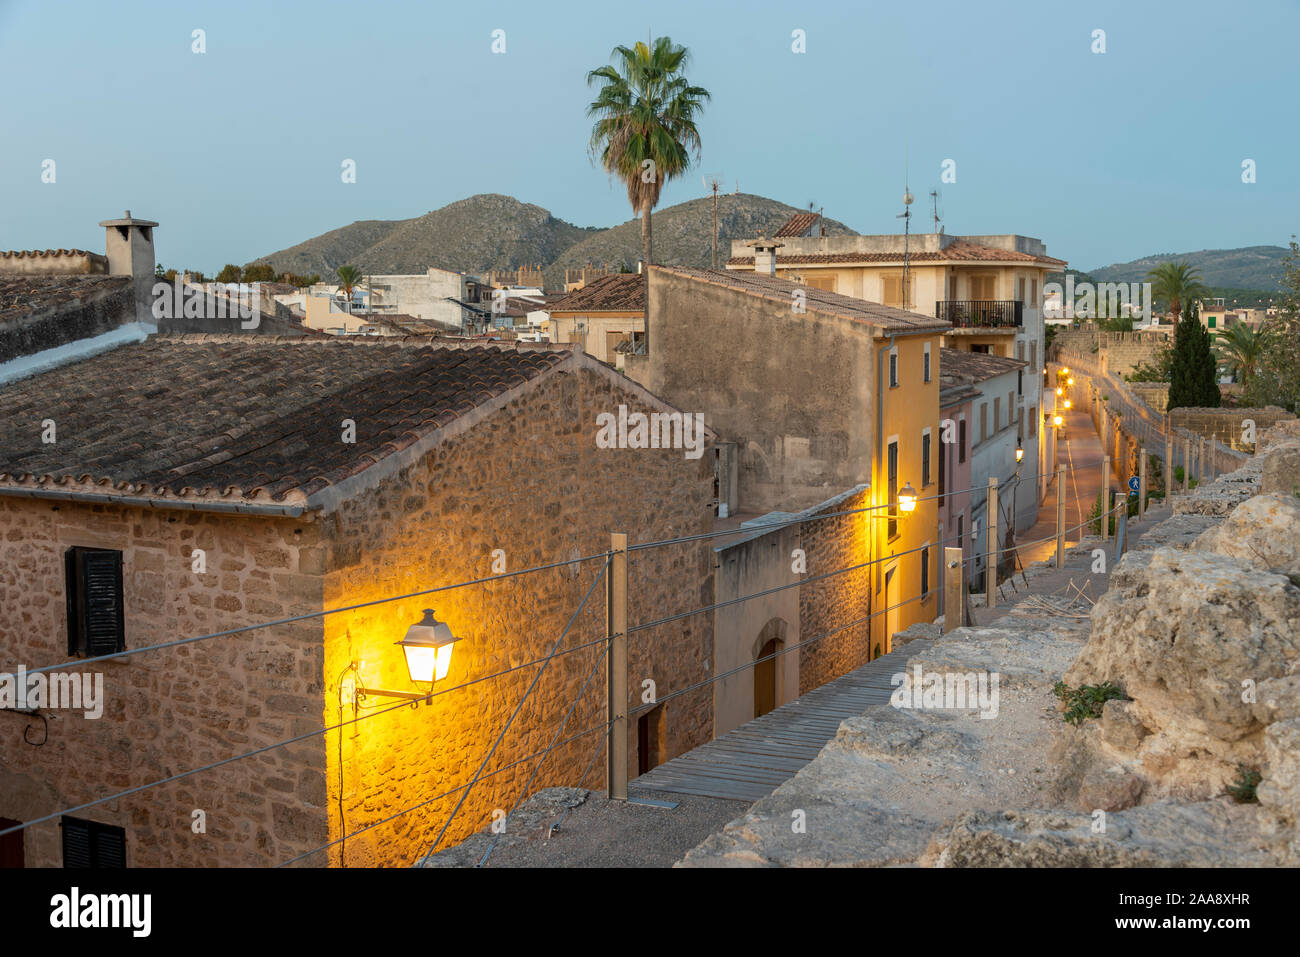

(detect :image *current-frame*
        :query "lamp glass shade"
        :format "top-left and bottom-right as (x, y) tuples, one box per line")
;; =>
(898, 482), (918, 513)
(398, 609), (458, 684)
(1015, 446), (1025, 463)
(1053, 415), (1063, 426)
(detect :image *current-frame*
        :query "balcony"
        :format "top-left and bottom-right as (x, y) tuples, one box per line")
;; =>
(936, 300), (1023, 330)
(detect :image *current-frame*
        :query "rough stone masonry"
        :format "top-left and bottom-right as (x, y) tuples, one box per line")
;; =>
(675, 419), (1300, 867)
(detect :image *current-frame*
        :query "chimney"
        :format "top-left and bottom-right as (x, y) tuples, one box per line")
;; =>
(747, 235), (784, 276)
(99, 210), (158, 323)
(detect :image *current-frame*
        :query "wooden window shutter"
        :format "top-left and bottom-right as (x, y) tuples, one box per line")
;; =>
(61, 817), (126, 868)
(67, 548), (125, 657)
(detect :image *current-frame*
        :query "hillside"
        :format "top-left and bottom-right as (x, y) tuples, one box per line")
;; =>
(1087, 245), (1290, 291)
(250, 192), (856, 286)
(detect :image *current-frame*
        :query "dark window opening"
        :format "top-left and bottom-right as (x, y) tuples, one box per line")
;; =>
(65, 547), (125, 657)
(61, 817), (126, 868)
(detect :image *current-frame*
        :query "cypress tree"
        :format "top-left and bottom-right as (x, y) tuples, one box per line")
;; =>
(1168, 302), (1220, 409)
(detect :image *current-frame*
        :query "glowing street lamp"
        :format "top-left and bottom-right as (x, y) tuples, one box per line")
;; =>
(1053, 414), (1064, 428)
(1015, 444), (1025, 464)
(898, 482), (918, 513)
(1055, 386), (1064, 396)
(359, 609), (461, 703)
(1067, 376), (1075, 386)
(1064, 399), (1072, 410)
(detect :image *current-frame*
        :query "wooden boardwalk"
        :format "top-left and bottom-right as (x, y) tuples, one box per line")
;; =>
(630, 641), (933, 802)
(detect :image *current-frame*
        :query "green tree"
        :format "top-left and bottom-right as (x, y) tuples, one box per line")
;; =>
(1126, 341), (1173, 382)
(215, 264), (242, 283)
(1242, 238), (1300, 410)
(1167, 302), (1220, 410)
(587, 37), (710, 268)
(336, 265), (364, 308)
(1147, 261), (1210, 322)
(241, 263), (277, 283)
(1215, 320), (1264, 384)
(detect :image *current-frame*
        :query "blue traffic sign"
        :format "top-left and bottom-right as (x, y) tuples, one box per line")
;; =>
(1128, 476), (1140, 491)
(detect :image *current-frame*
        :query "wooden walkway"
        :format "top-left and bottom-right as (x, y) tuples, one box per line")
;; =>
(630, 641), (933, 802)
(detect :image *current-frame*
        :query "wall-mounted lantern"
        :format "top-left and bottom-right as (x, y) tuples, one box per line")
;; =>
(1015, 444), (1025, 464)
(898, 482), (918, 513)
(358, 609), (461, 704)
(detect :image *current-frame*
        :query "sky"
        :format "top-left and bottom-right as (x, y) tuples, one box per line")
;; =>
(1, 0), (1297, 274)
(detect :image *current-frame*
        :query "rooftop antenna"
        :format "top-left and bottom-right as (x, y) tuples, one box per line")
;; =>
(929, 189), (942, 234)
(703, 173), (723, 269)
(897, 182), (914, 311)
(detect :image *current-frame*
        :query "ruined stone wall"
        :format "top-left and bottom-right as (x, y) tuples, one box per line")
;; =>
(0, 498), (327, 867)
(320, 365), (715, 866)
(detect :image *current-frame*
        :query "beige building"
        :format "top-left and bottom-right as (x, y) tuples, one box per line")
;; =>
(0, 334), (716, 867)
(547, 274), (645, 365)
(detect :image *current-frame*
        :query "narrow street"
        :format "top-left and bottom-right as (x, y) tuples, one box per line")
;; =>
(1016, 405), (1108, 568)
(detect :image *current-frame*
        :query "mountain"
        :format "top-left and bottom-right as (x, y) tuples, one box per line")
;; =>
(249, 193), (856, 286)
(1086, 246), (1290, 291)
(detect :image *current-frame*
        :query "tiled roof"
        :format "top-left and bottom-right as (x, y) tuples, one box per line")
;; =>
(774, 212), (820, 237)
(548, 274), (646, 313)
(726, 238), (1067, 268)
(650, 265), (949, 333)
(0, 275), (132, 325)
(939, 347), (1027, 385)
(0, 336), (569, 508)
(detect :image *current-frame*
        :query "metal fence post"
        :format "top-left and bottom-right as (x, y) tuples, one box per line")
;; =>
(606, 533), (628, 801)
(1101, 454), (1110, 541)
(1138, 447), (1147, 521)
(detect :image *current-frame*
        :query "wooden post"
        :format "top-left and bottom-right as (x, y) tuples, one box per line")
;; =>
(1200, 436), (1208, 484)
(606, 533), (628, 801)
(985, 477), (998, 610)
(1209, 438), (1215, 482)
(943, 547), (963, 635)
(1101, 454), (1111, 541)
(1182, 437), (1190, 491)
(1056, 464), (1066, 570)
(1138, 447), (1147, 521)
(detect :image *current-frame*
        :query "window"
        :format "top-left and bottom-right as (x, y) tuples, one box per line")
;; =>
(1208, 316), (1217, 328)
(1017, 370), (1023, 395)
(958, 419), (967, 463)
(889, 348), (898, 387)
(64, 547), (124, 657)
(923, 343), (932, 383)
(1016, 341), (1024, 361)
(1017, 277), (1026, 301)
(957, 515), (964, 553)
(970, 273), (997, 300)
(1029, 405), (1037, 437)
(1008, 391), (1015, 424)
(1029, 342), (1037, 370)
(982, 402), (990, 440)
(804, 275), (836, 292)
(921, 546), (931, 597)
(922, 431), (932, 486)
(61, 817), (126, 868)
(1031, 278), (1038, 304)
(887, 441), (899, 539)
(882, 273), (914, 308)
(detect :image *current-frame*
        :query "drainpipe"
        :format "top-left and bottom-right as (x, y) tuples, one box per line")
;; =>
(874, 333), (897, 655)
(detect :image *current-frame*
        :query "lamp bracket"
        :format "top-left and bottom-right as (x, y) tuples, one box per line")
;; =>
(358, 686), (431, 706)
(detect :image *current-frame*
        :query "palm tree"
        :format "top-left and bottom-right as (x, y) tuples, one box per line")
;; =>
(336, 265), (364, 312)
(1215, 320), (1264, 383)
(1146, 261), (1210, 323)
(587, 37), (710, 268)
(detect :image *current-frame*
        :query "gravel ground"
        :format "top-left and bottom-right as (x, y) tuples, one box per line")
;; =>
(421, 786), (749, 868)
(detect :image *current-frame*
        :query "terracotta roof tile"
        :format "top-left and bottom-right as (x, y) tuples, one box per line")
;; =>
(939, 347), (1027, 385)
(0, 275), (132, 325)
(549, 274), (646, 313)
(774, 212), (820, 237)
(0, 336), (569, 506)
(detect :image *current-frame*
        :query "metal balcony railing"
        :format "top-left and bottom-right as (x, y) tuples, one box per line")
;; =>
(936, 300), (1023, 329)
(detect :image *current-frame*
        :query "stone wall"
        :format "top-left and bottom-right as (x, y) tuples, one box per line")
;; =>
(798, 487), (875, 687)
(1170, 406), (1297, 453)
(0, 498), (327, 867)
(1052, 325), (1172, 379)
(320, 364), (716, 866)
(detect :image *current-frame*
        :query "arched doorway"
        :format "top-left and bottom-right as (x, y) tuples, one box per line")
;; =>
(753, 618), (788, 718)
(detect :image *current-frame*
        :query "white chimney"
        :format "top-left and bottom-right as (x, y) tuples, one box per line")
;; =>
(747, 235), (784, 276)
(99, 210), (158, 323)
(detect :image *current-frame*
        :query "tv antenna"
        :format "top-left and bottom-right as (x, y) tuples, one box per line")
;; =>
(703, 173), (723, 269)
(896, 183), (914, 311)
(929, 189), (943, 233)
